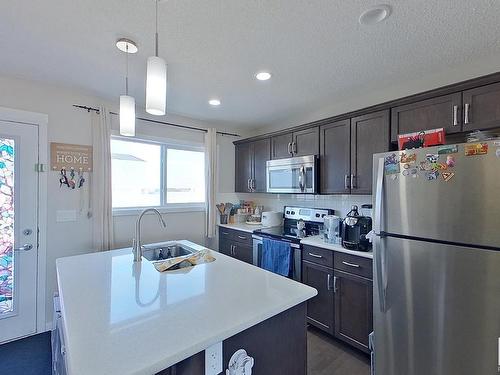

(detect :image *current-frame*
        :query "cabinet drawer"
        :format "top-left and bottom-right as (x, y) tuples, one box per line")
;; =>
(334, 252), (373, 279)
(302, 245), (334, 268)
(218, 227), (253, 246)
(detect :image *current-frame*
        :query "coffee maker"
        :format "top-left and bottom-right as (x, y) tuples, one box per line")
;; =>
(341, 205), (372, 251)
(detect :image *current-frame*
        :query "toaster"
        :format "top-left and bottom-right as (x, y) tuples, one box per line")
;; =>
(261, 211), (283, 227)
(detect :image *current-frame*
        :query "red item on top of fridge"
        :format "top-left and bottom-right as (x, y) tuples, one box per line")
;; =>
(398, 128), (445, 150)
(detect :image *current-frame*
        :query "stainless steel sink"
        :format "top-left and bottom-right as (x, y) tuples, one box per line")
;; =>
(142, 242), (195, 261)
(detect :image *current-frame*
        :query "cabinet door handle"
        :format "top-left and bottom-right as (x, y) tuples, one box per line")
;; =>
(232, 245), (236, 256)
(342, 261), (360, 268)
(344, 175), (350, 190)
(237, 235), (247, 240)
(464, 103), (470, 125)
(308, 252), (324, 259)
(350, 175), (357, 189)
(247, 179), (251, 191)
(230, 245), (235, 255)
(333, 276), (338, 293)
(292, 142), (297, 154)
(287, 142), (292, 155)
(452, 105), (458, 126)
(327, 274), (333, 291)
(251, 179), (256, 191)
(222, 232), (229, 235)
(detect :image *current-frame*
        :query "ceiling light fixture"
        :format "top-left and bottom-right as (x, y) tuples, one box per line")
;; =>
(255, 72), (272, 81)
(146, 0), (167, 116)
(209, 99), (221, 106)
(116, 38), (137, 137)
(359, 4), (392, 25)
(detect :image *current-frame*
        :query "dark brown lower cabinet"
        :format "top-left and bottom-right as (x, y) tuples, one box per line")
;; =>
(218, 227), (254, 264)
(301, 260), (335, 335)
(334, 269), (373, 353)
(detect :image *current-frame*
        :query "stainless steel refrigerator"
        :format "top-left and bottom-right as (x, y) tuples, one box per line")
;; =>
(372, 140), (500, 375)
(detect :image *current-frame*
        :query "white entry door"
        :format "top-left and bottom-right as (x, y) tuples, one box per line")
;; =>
(0, 120), (39, 343)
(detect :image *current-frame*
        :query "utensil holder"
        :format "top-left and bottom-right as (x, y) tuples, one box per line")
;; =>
(220, 214), (228, 224)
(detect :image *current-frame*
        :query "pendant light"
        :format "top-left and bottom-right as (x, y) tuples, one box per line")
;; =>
(146, 0), (167, 116)
(116, 38), (138, 136)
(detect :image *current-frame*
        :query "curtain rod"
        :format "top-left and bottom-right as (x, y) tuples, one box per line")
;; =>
(73, 104), (240, 137)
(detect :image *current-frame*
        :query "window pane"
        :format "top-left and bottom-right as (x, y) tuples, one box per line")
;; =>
(166, 149), (205, 204)
(111, 139), (162, 208)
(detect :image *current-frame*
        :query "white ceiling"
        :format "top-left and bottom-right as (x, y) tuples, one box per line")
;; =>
(2, 1), (500, 129)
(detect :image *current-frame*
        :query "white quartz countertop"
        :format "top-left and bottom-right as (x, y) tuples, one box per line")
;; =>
(218, 222), (269, 233)
(300, 235), (373, 259)
(56, 240), (317, 375)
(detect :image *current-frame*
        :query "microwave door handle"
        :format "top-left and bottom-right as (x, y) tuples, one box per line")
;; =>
(298, 165), (305, 192)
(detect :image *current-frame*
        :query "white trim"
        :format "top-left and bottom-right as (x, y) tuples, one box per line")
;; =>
(0, 106), (49, 334)
(113, 204), (206, 217)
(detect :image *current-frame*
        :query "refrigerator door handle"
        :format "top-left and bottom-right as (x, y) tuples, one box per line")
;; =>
(374, 157), (387, 313)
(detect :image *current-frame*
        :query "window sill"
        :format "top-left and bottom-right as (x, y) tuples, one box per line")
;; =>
(112, 205), (206, 217)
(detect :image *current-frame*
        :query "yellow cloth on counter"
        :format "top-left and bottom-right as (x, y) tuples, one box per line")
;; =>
(152, 249), (215, 272)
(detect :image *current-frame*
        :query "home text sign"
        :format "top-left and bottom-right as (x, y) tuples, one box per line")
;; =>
(50, 143), (93, 171)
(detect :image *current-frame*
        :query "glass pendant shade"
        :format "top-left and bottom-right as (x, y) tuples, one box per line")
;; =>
(120, 95), (136, 136)
(146, 56), (167, 116)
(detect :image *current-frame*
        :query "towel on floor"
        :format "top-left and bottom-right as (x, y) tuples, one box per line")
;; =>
(261, 238), (292, 277)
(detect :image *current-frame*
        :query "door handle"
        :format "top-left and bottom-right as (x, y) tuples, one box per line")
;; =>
(298, 166), (305, 192)
(251, 179), (256, 191)
(247, 179), (251, 191)
(292, 142), (297, 154)
(232, 245), (236, 256)
(344, 174), (350, 190)
(230, 245), (235, 255)
(333, 276), (338, 293)
(237, 235), (247, 240)
(287, 142), (292, 155)
(342, 261), (360, 268)
(14, 244), (33, 252)
(350, 174), (357, 189)
(464, 103), (470, 125)
(374, 157), (387, 313)
(327, 274), (332, 291)
(452, 105), (458, 126)
(308, 252), (323, 258)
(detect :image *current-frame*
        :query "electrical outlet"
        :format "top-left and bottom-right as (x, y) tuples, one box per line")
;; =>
(205, 341), (223, 375)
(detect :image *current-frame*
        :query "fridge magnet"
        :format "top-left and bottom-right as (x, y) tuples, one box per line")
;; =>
(426, 170), (439, 180)
(437, 145), (458, 154)
(435, 163), (447, 170)
(494, 141), (500, 147)
(446, 155), (456, 167)
(390, 174), (398, 180)
(426, 154), (439, 164)
(442, 171), (455, 182)
(384, 154), (400, 175)
(496, 148), (500, 158)
(403, 167), (419, 177)
(419, 161), (433, 171)
(465, 143), (488, 156)
(400, 152), (417, 164)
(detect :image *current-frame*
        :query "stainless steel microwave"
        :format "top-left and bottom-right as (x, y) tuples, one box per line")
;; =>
(266, 155), (317, 194)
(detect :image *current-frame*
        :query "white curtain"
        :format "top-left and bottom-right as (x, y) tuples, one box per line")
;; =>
(205, 128), (217, 238)
(90, 106), (114, 251)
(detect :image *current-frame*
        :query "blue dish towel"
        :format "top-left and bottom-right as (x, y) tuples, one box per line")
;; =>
(261, 238), (292, 277)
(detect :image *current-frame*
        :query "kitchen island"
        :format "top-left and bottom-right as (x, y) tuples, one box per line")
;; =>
(56, 240), (316, 375)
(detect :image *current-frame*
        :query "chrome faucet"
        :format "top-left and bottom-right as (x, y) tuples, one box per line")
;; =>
(133, 208), (167, 262)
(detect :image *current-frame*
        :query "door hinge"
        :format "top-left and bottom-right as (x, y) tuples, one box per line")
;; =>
(35, 163), (47, 172)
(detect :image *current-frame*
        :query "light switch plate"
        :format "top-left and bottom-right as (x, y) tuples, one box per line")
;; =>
(56, 210), (77, 222)
(205, 341), (223, 375)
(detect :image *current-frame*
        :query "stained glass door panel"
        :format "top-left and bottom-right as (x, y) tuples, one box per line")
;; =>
(0, 119), (38, 343)
(0, 138), (15, 314)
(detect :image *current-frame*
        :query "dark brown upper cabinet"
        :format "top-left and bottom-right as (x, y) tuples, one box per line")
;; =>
(235, 138), (270, 193)
(462, 82), (500, 131)
(271, 127), (319, 159)
(351, 110), (390, 194)
(391, 93), (462, 142)
(319, 119), (351, 194)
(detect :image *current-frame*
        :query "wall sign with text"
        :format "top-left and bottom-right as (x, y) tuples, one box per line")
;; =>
(50, 142), (93, 171)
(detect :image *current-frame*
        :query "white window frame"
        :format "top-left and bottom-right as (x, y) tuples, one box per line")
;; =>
(111, 134), (206, 216)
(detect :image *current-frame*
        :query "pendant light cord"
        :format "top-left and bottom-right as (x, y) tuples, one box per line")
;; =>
(155, 0), (159, 57)
(125, 44), (129, 95)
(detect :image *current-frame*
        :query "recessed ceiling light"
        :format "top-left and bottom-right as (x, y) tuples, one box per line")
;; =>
(209, 99), (221, 106)
(255, 72), (272, 81)
(359, 4), (392, 25)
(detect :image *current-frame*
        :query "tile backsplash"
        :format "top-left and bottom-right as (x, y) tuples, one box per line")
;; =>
(216, 192), (373, 218)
